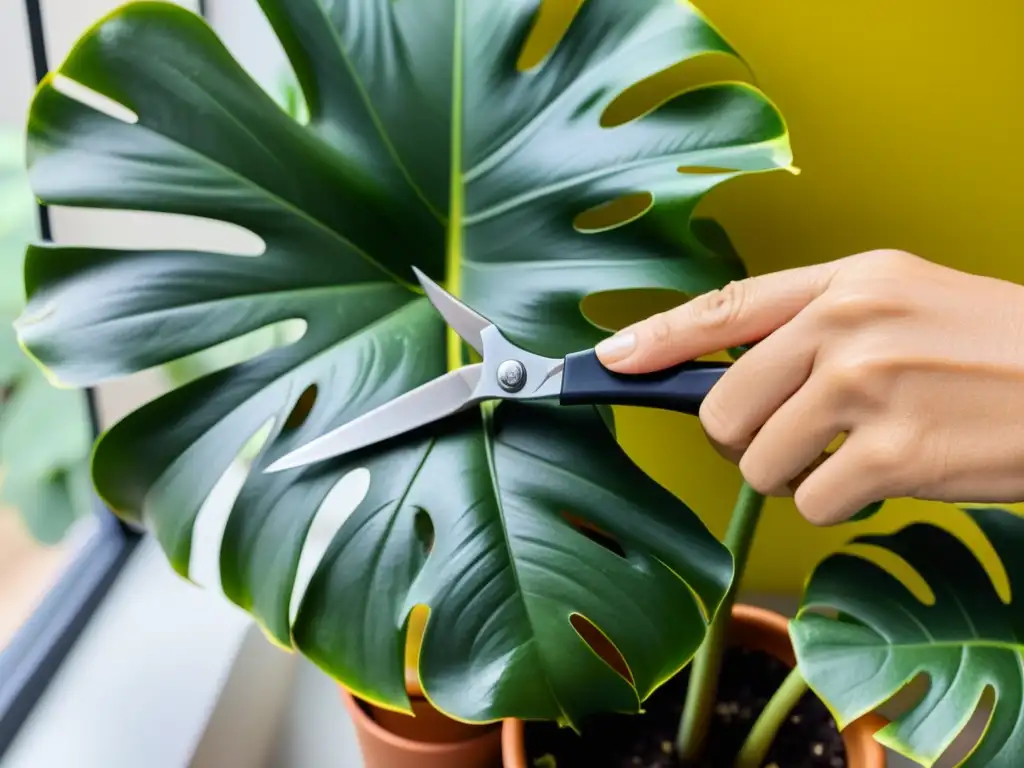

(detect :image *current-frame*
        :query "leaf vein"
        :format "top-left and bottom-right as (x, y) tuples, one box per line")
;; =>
(308, 0), (445, 223)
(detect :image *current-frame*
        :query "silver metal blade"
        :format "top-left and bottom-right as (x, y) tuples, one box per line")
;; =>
(264, 365), (483, 473)
(412, 266), (490, 356)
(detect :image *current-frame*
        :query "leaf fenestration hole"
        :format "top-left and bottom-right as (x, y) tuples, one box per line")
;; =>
(842, 543), (937, 606)
(560, 511), (626, 558)
(404, 604), (430, 696)
(949, 686), (995, 765)
(48, 208), (266, 257)
(516, 0), (586, 72)
(878, 675), (990, 766)
(569, 613), (633, 685)
(273, 70), (309, 125)
(52, 74), (139, 123)
(957, 507), (1012, 604)
(600, 52), (752, 128)
(572, 192), (653, 234)
(288, 467), (371, 626)
(51, 78), (263, 259)
(283, 384), (318, 431)
(678, 166), (737, 175)
(580, 288), (689, 333)
(414, 509), (435, 555)
(876, 670), (930, 720)
(163, 319), (306, 387)
(189, 419), (275, 588)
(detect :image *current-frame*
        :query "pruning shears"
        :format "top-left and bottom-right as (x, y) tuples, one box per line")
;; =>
(265, 267), (730, 473)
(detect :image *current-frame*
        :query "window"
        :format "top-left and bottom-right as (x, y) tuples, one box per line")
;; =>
(0, 0), (142, 755)
(0, 0), (279, 755)
(0, 44), (93, 652)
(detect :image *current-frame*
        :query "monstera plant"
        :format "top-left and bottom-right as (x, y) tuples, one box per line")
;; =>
(5, 0), (862, 765)
(0, 132), (93, 546)
(17, 0), (790, 719)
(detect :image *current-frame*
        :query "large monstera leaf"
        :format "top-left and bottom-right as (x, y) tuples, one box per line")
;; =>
(791, 508), (1024, 767)
(15, 0), (791, 724)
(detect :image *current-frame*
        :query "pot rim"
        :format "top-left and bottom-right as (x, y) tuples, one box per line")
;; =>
(501, 603), (887, 767)
(341, 688), (501, 753)
(733, 603), (788, 635)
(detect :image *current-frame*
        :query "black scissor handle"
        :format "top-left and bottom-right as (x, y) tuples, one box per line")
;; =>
(558, 349), (729, 415)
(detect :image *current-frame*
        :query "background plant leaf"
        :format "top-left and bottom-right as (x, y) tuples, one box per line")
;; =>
(790, 507), (1024, 767)
(16, 0), (791, 724)
(0, 132), (92, 545)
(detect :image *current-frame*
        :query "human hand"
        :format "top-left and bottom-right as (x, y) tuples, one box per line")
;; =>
(595, 250), (1024, 525)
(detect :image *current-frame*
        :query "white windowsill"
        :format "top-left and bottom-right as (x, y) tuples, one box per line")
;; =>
(1, 462), (255, 768)
(1, 539), (252, 768)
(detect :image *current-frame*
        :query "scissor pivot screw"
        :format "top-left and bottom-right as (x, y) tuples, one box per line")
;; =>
(497, 360), (527, 393)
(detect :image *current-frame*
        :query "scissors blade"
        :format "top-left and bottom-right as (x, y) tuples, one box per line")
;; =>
(412, 266), (490, 357)
(264, 364), (483, 473)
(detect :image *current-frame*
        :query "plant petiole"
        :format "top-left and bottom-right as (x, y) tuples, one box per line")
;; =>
(734, 666), (809, 768)
(676, 481), (766, 761)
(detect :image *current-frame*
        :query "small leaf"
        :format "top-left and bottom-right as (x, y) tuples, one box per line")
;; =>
(791, 507), (1024, 767)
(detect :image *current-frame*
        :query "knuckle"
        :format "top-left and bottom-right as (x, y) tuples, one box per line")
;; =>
(643, 312), (673, 345)
(689, 280), (749, 331)
(854, 248), (920, 273)
(699, 395), (746, 451)
(821, 288), (894, 327)
(820, 353), (895, 412)
(864, 429), (917, 475)
(824, 251), (921, 327)
(823, 358), (869, 396)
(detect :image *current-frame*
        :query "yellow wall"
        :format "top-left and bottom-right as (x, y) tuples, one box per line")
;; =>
(595, 0), (1024, 595)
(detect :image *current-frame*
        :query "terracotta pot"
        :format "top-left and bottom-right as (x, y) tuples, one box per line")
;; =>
(502, 603), (887, 767)
(341, 669), (502, 768)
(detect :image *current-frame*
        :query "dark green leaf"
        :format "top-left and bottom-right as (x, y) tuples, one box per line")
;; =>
(16, 0), (791, 723)
(791, 507), (1024, 767)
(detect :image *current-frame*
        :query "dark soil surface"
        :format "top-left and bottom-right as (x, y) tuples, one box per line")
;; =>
(524, 647), (845, 768)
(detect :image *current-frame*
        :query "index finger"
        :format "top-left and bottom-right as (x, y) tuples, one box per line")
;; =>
(595, 259), (843, 373)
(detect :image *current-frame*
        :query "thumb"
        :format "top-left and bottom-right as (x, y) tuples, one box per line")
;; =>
(595, 260), (842, 373)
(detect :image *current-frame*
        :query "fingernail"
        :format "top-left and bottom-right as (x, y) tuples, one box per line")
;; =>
(595, 331), (636, 364)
